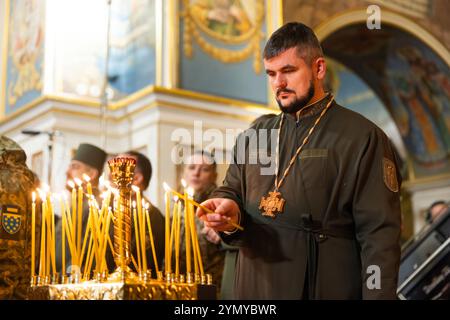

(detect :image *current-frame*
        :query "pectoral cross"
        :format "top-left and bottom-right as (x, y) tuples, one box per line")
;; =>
(259, 191), (285, 218)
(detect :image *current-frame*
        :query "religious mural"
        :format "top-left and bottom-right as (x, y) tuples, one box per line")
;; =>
(322, 24), (450, 179)
(180, 0), (268, 104)
(4, 0), (45, 115)
(183, 0), (264, 72)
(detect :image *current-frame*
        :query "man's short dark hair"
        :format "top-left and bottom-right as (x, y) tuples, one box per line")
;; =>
(263, 22), (323, 65)
(125, 150), (152, 190)
(426, 200), (447, 223)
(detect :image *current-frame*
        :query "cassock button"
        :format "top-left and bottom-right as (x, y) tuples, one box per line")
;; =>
(316, 233), (327, 242)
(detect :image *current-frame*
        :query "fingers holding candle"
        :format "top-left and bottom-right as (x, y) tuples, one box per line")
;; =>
(196, 198), (242, 232)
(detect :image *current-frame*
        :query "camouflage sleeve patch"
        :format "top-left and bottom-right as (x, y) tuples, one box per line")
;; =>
(0, 205), (24, 241)
(383, 157), (399, 193)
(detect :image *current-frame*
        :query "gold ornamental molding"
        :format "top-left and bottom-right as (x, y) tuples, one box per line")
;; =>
(181, 0), (265, 74)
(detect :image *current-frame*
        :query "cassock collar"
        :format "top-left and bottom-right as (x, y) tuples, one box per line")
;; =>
(284, 92), (333, 123)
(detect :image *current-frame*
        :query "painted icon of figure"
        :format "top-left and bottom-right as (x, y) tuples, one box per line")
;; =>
(191, 0), (252, 37)
(398, 46), (450, 153)
(393, 71), (446, 164)
(11, 0), (43, 67)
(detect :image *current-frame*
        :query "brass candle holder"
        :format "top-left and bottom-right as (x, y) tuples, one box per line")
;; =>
(107, 157), (137, 281)
(28, 158), (217, 300)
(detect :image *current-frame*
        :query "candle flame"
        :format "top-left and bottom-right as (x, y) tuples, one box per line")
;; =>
(67, 180), (75, 189)
(187, 187), (194, 198)
(141, 199), (146, 207)
(173, 195), (179, 202)
(131, 185), (140, 193)
(145, 202), (150, 210)
(103, 180), (111, 189)
(32, 191), (36, 202)
(74, 177), (83, 186)
(163, 182), (171, 192)
(42, 184), (50, 193)
(181, 179), (187, 188)
(82, 173), (91, 182)
(99, 174), (105, 186)
(36, 189), (46, 201)
(132, 200), (136, 208)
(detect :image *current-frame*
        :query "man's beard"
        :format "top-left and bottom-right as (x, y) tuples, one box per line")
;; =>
(276, 80), (315, 114)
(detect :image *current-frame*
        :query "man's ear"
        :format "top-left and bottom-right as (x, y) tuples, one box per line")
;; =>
(315, 57), (326, 80)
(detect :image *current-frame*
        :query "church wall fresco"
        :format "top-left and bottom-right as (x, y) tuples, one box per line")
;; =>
(3, 0), (45, 115)
(179, 0), (268, 104)
(322, 24), (450, 179)
(1, 0), (156, 113)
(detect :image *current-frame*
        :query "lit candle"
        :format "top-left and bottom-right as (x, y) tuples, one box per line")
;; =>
(168, 198), (178, 273)
(166, 182), (243, 231)
(99, 207), (113, 273)
(132, 200), (141, 273)
(31, 192), (36, 278)
(48, 194), (56, 276)
(181, 180), (191, 275)
(163, 183), (171, 274)
(37, 190), (46, 278)
(132, 186), (146, 273)
(62, 208), (77, 272)
(62, 194), (77, 271)
(63, 193), (77, 267)
(83, 174), (93, 196)
(74, 178), (83, 260)
(175, 198), (181, 278)
(89, 195), (100, 274)
(144, 202), (159, 275)
(57, 194), (66, 276)
(67, 180), (77, 267)
(140, 199), (147, 274)
(187, 188), (199, 276)
(45, 201), (50, 277)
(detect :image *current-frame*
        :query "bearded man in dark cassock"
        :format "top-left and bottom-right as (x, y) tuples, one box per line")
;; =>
(197, 22), (402, 300)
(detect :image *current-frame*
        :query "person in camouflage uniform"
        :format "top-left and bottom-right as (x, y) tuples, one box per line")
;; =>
(0, 135), (38, 299)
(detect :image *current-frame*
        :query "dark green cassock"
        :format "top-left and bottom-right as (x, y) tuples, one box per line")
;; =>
(213, 94), (402, 300)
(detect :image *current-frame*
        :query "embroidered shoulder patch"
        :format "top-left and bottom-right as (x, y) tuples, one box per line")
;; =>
(383, 157), (399, 192)
(0, 204), (23, 241)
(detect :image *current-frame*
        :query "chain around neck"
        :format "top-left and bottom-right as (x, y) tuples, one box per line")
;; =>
(274, 96), (334, 191)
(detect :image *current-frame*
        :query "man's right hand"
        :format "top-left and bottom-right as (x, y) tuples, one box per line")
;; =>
(196, 198), (240, 232)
